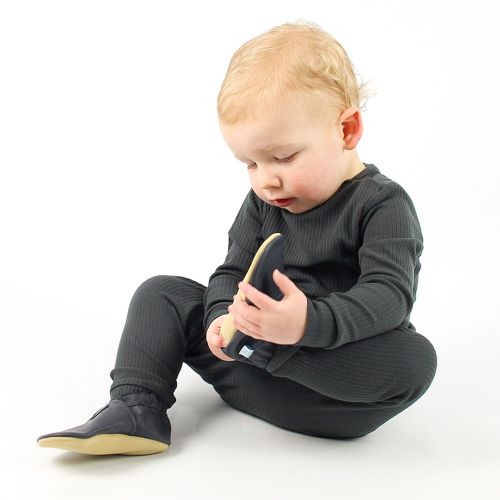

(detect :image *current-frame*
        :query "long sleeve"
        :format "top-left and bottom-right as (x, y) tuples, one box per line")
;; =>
(293, 183), (423, 350)
(203, 189), (263, 332)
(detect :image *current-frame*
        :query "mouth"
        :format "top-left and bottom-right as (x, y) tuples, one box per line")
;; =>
(272, 198), (294, 207)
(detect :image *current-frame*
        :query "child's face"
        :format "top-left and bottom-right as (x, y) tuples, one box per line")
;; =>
(219, 91), (365, 214)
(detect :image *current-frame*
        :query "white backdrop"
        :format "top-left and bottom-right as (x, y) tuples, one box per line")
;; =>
(1, 1), (499, 499)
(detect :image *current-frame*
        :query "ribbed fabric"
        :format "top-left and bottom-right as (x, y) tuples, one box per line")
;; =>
(203, 164), (423, 350)
(108, 163), (438, 438)
(109, 276), (207, 408)
(109, 275), (437, 439)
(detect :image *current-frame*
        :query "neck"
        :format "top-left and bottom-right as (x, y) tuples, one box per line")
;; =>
(345, 149), (365, 180)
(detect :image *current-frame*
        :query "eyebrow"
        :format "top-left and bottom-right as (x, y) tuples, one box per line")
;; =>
(234, 142), (299, 161)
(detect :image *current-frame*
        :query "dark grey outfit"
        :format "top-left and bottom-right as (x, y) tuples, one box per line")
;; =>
(110, 164), (437, 439)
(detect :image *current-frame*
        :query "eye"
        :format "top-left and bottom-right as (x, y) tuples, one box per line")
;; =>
(279, 153), (297, 163)
(246, 153), (297, 169)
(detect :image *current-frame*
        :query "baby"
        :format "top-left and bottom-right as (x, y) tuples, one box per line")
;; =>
(37, 20), (437, 456)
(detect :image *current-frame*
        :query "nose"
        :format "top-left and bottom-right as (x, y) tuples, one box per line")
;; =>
(257, 166), (281, 190)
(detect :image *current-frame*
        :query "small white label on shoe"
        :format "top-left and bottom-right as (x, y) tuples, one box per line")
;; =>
(239, 344), (254, 358)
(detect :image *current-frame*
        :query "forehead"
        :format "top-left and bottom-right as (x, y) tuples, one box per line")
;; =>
(247, 140), (300, 153)
(220, 104), (314, 159)
(220, 90), (337, 160)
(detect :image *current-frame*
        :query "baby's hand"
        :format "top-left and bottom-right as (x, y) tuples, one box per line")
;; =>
(206, 314), (235, 362)
(227, 270), (307, 345)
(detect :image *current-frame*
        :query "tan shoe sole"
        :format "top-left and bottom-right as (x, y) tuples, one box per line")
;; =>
(38, 434), (169, 456)
(219, 232), (282, 344)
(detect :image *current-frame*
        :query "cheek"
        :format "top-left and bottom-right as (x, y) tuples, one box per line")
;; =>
(249, 176), (260, 193)
(249, 177), (269, 203)
(289, 171), (317, 196)
(289, 175), (307, 193)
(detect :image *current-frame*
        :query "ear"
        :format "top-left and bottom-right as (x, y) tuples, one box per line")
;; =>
(339, 107), (363, 150)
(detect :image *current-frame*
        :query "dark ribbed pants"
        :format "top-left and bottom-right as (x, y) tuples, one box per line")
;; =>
(109, 275), (437, 439)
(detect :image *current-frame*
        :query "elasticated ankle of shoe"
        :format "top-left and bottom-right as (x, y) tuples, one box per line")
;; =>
(118, 391), (168, 413)
(116, 393), (171, 445)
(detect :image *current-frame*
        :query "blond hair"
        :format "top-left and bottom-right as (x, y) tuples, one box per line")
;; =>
(217, 20), (372, 126)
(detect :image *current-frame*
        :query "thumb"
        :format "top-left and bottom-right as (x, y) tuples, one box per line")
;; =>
(273, 269), (294, 294)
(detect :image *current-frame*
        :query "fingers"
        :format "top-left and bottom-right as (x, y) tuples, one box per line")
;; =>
(228, 297), (260, 338)
(209, 331), (224, 348)
(207, 327), (227, 349)
(208, 337), (235, 362)
(206, 315), (235, 362)
(237, 281), (274, 309)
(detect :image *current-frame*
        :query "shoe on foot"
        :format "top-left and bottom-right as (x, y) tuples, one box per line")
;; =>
(37, 392), (171, 456)
(220, 232), (285, 360)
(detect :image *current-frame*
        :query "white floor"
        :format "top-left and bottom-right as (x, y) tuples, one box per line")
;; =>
(2, 2), (500, 498)
(3, 227), (500, 500)
(5, 330), (500, 500)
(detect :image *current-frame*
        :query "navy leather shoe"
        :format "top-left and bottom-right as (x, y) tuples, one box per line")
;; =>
(220, 232), (285, 367)
(37, 392), (171, 455)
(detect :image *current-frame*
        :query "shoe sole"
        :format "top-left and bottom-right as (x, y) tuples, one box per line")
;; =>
(219, 232), (282, 344)
(37, 434), (169, 456)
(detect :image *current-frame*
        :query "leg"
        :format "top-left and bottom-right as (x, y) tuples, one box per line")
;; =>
(261, 327), (438, 436)
(38, 274), (215, 455)
(109, 275), (212, 407)
(109, 275), (437, 438)
(207, 328), (437, 439)
(266, 327), (437, 404)
(108, 274), (277, 411)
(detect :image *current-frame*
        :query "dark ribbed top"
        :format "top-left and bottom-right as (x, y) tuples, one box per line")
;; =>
(203, 163), (423, 350)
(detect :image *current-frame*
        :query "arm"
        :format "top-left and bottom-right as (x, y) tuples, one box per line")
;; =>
(203, 189), (263, 332)
(294, 183), (423, 350)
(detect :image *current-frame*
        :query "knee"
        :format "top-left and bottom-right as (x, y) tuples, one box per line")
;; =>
(397, 333), (438, 404)
(132, 275), (206, 322)
(133, 275), (201, 303)
(414, 333), (437, 390)
(138, 275), (177, 289)
(135, 275), (177, 297)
